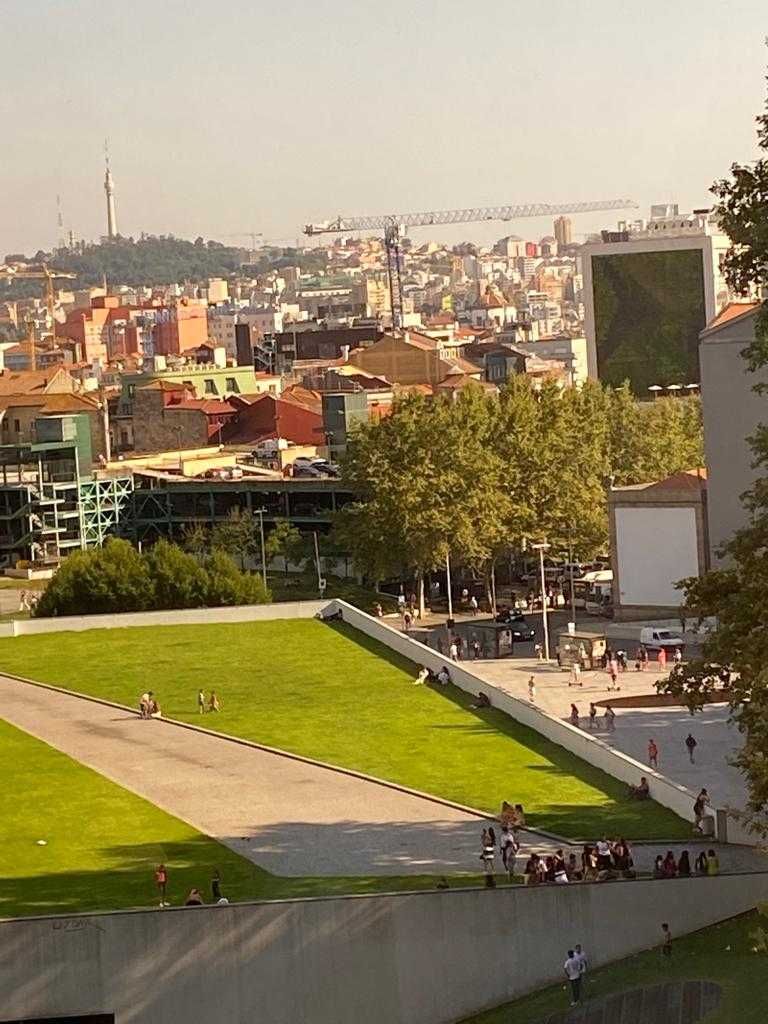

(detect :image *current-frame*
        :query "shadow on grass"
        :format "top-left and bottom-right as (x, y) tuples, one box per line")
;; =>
(0, 828), (500, 921)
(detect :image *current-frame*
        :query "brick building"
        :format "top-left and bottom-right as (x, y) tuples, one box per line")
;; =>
(131, 381), (237, 453)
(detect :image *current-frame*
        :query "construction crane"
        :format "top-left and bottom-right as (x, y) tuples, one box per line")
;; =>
(0, 262), (77, 371)
(304, 198), (638, 328)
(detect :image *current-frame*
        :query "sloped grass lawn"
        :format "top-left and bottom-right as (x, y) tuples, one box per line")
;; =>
(0, 719), (468, 919)
(461, 912), (766, 1024)
(0, 620), (688, 839)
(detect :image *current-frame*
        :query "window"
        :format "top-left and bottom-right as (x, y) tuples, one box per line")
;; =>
(225, 377), (240, 393)
(204, 379), (218, 395)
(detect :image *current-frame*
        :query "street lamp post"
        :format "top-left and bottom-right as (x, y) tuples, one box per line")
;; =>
(532, 541), (551, 661)
(567, 530), (576, 627)
(254, 507), (267, 588)
(445, 551), (454, 624)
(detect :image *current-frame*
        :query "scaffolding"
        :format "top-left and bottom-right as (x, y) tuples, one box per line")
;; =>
(0, 443), (133, 566)
(79, 476), (134, 547)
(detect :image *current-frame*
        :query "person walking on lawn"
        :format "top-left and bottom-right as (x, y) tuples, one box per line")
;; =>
(564, 950), (583, 1006)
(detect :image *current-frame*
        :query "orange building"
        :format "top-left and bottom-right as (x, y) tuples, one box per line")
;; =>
(152, 300), (209, 356)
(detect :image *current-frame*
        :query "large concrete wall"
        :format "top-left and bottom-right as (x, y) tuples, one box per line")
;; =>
(3, 874), (766, 1024)
(326, 602), (710, 834)
(700, 308), (766, 562)
(1, 600), (328, 638)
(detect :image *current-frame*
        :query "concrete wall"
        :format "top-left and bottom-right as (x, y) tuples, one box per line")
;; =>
(700, 308), (766, 562)
(5, 600), (328, 637)
(326, 602), (707, 831)
(615, 505), (699, 606)
(3, 873), (766, 1024)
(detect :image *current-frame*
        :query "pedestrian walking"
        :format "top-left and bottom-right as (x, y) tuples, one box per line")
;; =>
(528, 675), (536, 702)
(480, 827), (496, 887)
(208, 691), (220, 713)
(588, 702), (598, 730)
(471, 635), (481, 660)
(397, 589), (406, 613)
(569, 703), (580, 728)
(648, 738), (659, 769)
(673, 647), (683, 666)
(607, 658), (619, 690)
(661, 922), (672, 959)
(604, 704), (616, 731)
(564, 950), (583, 1006)
(575, 943), (588, 979)
(693, 788), (710, 833)
(657, 647), (667, 671)
(155, 863), (169, 906)
(685, 733), (697, 764)
(569, 662), (582, 687)
(197, 689), (206, 715)
(469, 595), (479, 616)
(449, 640), (459, 662)
(637, 645), (649, 671)
(617, 649), (628, 672)
(403, 610), (412, 632)
(706, 848), (720, 875)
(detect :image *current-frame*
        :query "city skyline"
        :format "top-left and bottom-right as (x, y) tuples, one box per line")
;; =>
(1, 0), (766, 254)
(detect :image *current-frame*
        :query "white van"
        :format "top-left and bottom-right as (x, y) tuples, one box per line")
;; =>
(639, 627), (683, 650)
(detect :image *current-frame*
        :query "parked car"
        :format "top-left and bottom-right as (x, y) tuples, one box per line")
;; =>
(495, 608), (536, 641)
(639, 627), (684, 651)
(311, 459), (340, 478)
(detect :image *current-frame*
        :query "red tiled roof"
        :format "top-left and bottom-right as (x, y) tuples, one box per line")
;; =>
(170, 399), (235, 415)
(702, 301), (761, 336)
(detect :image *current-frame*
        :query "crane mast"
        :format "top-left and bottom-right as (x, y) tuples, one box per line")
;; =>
(304, 198), (637, 328)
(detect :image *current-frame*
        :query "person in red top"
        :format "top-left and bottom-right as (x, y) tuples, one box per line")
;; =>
(648, 739), (659, 768)
(155, 864), (169, 907)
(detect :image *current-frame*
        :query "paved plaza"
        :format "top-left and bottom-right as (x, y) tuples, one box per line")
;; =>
(472, 654), (749, 818)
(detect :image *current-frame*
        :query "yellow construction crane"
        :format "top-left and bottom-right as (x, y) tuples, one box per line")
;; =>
(0, 262), (77, 371)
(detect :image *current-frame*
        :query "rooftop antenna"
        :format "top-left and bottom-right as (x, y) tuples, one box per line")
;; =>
(56, 194), (65, 249)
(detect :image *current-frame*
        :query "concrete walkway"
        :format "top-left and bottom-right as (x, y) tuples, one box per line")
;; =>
(0, 674), (499, 877)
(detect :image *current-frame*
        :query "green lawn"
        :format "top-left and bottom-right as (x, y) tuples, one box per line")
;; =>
(461, 912), (766, 1024)
(0, 619), (688, 840)
(0, 718), (486, 919)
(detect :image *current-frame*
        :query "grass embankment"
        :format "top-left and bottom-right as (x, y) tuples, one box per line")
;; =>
(461, 912), (767, 1024)
(0, 718), (477, 919)
(0, 620), (688, 840)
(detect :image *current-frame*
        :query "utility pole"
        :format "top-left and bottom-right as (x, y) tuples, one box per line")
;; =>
(445, 551), (454, 624)
(532, 541), (551, 661)
(255, 507), (267, 587)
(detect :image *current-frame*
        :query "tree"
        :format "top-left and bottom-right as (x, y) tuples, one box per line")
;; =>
(180, 522), (208, 558)
(336, 387), (509, 614)
(203, 549), (270, 606)
(145, 539), (209, 609)
(35, 538), (153, 617)
(35, 539), (271, 617)
(658, 78), (768, 834)
(265, 519), (307, 574)
(211, 508), (260, 570)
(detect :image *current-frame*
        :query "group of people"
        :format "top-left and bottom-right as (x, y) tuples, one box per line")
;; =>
(569, 702), (616, 732)
(139, 691), (161, 719)
(478, 803), (527, 884)
(652, 848), (719, 878)
(154, 864), (227, 908)
(520, 837), (636, 888)
(414, 664), (451, 686)
(197, 689), (221, 714)
(438, 633), (484, 662)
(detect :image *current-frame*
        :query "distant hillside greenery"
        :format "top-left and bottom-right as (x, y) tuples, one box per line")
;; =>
(2, 237), (330, 291)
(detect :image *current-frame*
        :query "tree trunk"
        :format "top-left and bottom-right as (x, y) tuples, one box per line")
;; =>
(417, 571), (426, 619)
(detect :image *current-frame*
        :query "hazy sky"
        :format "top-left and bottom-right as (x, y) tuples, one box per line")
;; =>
(2, 0), (766, 254)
